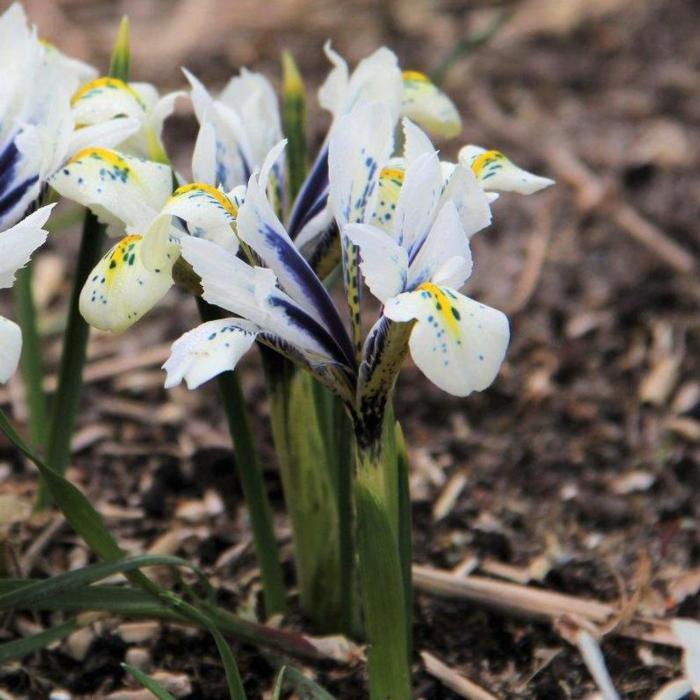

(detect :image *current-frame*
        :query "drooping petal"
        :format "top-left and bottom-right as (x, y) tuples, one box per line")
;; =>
(163, 317), (259, 389)
(407, 201), (472, 290)
(50, 147), (172, 232)
(70, 77), (147, 127)
(79, 234), (174, 333)
(672, 619), (700, 694)
(401, 71), (461, 139)
(459, 145), (554, 195)
(180, 236), (348, 366)
(344, 223), (407, 303)
(0, 204), (52, 289)
(0, 316), (22, 384)
(237, 160), (356, 366)
(384, 283), (510, 396)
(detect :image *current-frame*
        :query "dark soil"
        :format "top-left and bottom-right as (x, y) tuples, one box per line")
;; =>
(1, 0), (699, 698)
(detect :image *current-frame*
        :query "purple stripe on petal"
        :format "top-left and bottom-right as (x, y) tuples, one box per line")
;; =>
(288, 145), (329, 237)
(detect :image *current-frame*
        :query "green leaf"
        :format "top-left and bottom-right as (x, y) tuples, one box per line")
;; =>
(272, 665), (336, 700)
(122, 664), (177, 700)
(109, 16), (131, 81)
(0, 619), (78, 665)
(281, 51), (307, 202)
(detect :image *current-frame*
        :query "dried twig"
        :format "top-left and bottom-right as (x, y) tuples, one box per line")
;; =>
(421, 650), (499, 700)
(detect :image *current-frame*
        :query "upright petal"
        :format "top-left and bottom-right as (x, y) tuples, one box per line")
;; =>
(407, 201), (472, 290)
(50, 147), (172, 232)
(344, 223), (408, 303)
(459, 145), (554, 195)
(328, 101), (394, 226)
(79, 234), (174, 333)
(401, 71), (461, 139)
(384, 283), (509, 396)
(0, 316), (21, 384)
(163, 318), (259, 389)
(438, 164), (492, 239)
(0, 204), (52, 288)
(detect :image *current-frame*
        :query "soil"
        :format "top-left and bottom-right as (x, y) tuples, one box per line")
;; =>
(1, 0), (699, 698)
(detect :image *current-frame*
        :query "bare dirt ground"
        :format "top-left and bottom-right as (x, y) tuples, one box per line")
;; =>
(0, 0), (699, 697)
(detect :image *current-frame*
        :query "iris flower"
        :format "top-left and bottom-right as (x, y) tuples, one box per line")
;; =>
(0, 205), (53, 383)
(0, 3), (138, 232)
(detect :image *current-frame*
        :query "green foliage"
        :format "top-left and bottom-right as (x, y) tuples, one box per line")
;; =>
(109, 16), (131, 82)
(282, 51), (307, 202)
(123, 665), (177, 700)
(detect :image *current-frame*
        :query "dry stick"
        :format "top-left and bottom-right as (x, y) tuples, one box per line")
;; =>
(412, 565), (680, 648)
(421, 651), (499, 700)
(471, 87), (696, 275)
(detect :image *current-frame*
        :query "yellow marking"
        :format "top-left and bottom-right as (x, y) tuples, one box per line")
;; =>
(380, 167), (405, 184)
(68, 147), (131, 170)
(402, 70), (430, 83)
(105, 235), (142, 286)
(71, 77), (145, 108)
(470, 150), (506, 178)
(171, 183), (238, 218)
(417, 283), (461, 336)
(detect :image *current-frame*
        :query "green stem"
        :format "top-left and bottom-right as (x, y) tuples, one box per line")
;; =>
(261, 349), (354, 633)
(354, 423), (412, 699)
(36, 211), (105, 509)
(197, 300), (287, 618)
(13, 263), (49, 450)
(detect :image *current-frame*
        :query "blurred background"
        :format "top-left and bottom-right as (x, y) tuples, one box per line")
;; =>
(2, 0), (700, 697)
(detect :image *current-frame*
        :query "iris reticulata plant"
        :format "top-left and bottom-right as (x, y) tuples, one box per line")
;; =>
(0, 3), (555, 697)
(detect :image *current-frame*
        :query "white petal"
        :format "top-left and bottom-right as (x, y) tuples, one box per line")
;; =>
(163, 318), (259, 389)
(408, 201), (472, 290)
(392, 149), (443, 251)
(344, 223), (408, 303)
(50, 147), (172, 232)
(192, 121), (218, 184)
(459, 145), (554, 195)
(66, 116), (141, 155)
(370, 162), (404, 232)
(318, 42), (349, 117)
(0, 204), (52, 289)
(0, 316), (22, 384)
(401, 71), (461, 139)
(328, 101), (394, 226)
(439, 164), (492, 239)
(576, 631), (620, 700)
(71, 78), (147, 128)
(672, 618), (700, 693)
(384, 284), (509, 396)
(79, 234), (174, 333)
(651, 679), (694, 700)
(402, 118), (438, 166)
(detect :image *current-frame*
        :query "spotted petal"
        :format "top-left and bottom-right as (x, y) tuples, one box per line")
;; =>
(401, 71), (461, 139)
(79, 234), (174, 333)
(384, 283), (509, 396)
(0, 204), (52, 289)
(163, 318), (259, 389)
(459, 145), (554, 195)
(50, 147), (172, 233)
(0, 316), (22, 384)
(71, 77), (147, 126)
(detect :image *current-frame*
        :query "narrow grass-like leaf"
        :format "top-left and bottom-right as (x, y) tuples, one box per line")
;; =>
(273, 665), (336, 699)
(0, 555), (205, 610)
(122, 664), (177, 700)
(0, 619), (78, 665)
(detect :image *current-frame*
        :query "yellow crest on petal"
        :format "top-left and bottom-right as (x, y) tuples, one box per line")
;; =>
(71, 77), (145, 108)
(371, 165), (405, 229)
(401, 71), (461, 138)
(170, 183), (238, 219)
(416, 283), (462, 338)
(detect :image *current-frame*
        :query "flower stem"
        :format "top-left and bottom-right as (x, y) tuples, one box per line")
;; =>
(198, 300), (287, 618)
(35, 211), (105, 509)
(13, 262), (49, 450)
(354, 420), (412, 699)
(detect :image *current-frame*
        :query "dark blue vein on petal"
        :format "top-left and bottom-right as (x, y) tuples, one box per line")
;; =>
(260, 222), (356, 368)
(288, 145), (329, 238)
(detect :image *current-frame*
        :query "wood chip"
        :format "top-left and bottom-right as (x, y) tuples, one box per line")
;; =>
(421, 650), (498, 700)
